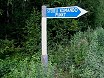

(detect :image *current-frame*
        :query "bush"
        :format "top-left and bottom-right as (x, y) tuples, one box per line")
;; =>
(24, 10), (41, 55)
(0, 39), (15, 59)
(0, 59), (11, 77)
(80, 28), (104, 78)
(49, 27), (104, 78)
(2, 56), (55, 78)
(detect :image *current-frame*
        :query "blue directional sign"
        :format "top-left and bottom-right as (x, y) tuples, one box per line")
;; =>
(46, 6), (88, 18)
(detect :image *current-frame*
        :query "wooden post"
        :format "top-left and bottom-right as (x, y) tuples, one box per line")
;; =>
(41, 5), (48, 66)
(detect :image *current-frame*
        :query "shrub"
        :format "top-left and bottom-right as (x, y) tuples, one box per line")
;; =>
(49, 27), (104, 78)
(3, 56), (55, 78)
(80, 28), (104, 78)
(0, 39), (15, 59)
(24, 10), (41, 55)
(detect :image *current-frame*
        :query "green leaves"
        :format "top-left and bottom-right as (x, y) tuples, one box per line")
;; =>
(83, 28), (104, 78)
(24, 10), (41, 55)
(0, 40), (14, 59)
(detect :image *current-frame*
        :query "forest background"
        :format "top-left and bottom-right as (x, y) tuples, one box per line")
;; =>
(0, 0), (104, 78)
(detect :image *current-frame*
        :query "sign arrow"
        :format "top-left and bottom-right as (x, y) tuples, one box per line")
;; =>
(46, 6), (88, 18)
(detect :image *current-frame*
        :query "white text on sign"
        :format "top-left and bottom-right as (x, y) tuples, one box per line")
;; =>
(60, 7), (78, 12)
(55, 13), (66, 17)
(47, 7), (79, 17)
(47, 7), (78, 13)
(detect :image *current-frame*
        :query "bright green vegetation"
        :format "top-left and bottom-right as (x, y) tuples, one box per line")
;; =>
(0, 0), (104, 78)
